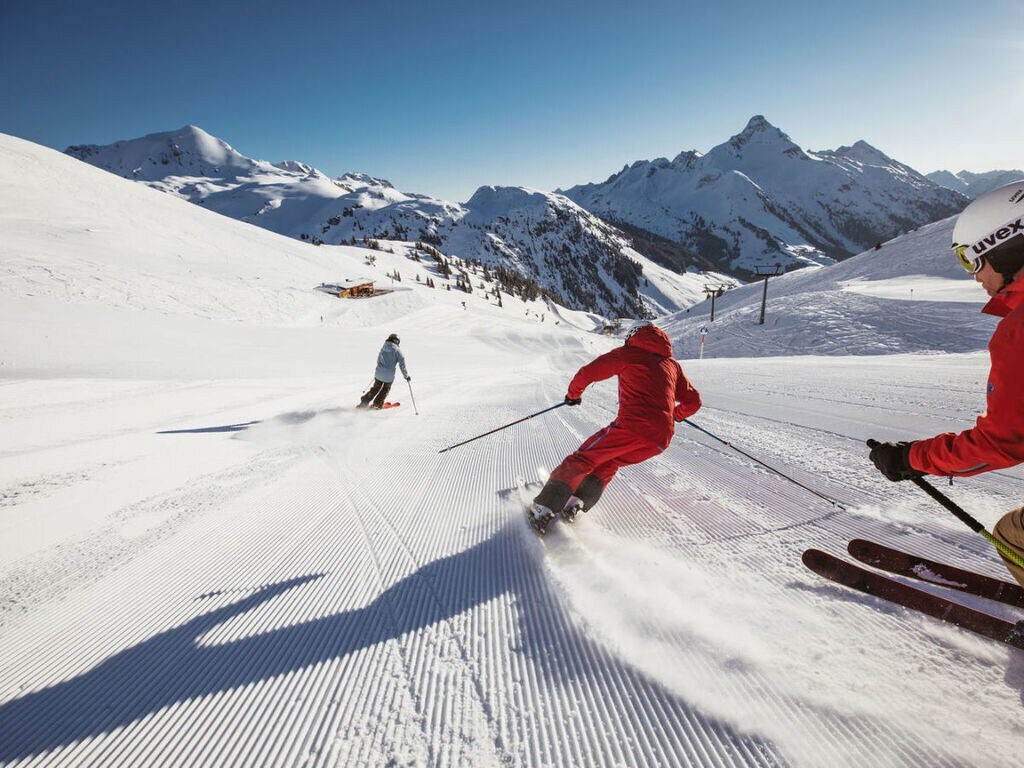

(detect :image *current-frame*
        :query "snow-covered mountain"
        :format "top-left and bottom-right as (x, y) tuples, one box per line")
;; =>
(65, 126), (731, 319)
(561, 116), (966, 276)
(926, 168), (1024, 199)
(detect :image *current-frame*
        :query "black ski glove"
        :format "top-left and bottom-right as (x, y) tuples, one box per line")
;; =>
(564, 395), (582, 406)
(405, 375), (411, 382)
(867, 439), (921, 482)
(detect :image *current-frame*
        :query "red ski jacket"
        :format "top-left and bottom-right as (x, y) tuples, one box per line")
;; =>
(567, 324), (701, 449)
(910, 276), (1024, 476)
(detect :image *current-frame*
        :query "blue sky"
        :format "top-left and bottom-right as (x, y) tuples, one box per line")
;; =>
(2, 0), (1021, 201)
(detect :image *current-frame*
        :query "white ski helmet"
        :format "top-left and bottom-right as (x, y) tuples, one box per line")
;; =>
(952, 180), (1024, 282)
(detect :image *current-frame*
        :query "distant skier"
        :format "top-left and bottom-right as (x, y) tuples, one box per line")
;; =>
(529, 323), (702, 532)
(868, 180), (1024, 585)
(357, 333), (410, 410)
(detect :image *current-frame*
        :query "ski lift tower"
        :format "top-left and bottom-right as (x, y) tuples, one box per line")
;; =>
(703, 283), (727, 322)
(754, 266), (783, 325)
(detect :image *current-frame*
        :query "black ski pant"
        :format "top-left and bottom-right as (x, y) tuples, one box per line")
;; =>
(359, 378), (393, 408)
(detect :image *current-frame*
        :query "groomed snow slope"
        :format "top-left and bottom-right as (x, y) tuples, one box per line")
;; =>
(663, 217), (994, 359)
(2, 134), (1023, 767)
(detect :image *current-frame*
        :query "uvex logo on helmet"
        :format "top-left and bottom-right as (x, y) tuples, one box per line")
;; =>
(970, 216), (1024, 256)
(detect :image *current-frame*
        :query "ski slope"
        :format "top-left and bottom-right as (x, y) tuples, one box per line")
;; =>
(2, 134), (1024, 767)
(662, 216), (995, 359)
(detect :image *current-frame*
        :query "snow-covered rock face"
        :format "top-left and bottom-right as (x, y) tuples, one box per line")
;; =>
(64, 130), (727, 318)
(321, 182), (677, 318)
(561, 115), (967, 275)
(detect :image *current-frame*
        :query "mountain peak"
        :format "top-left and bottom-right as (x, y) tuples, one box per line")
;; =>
(735, 115), (791, 143)
(831, 140), (897, 167)
(176, 124), (212, 138)
(743, 115), (773, 133)
(717, 115), (801, 160)
(337, 172), (395, 189)
(670, 149), (702, 169)
(65, 125), (259, 181)
(466, 185), (551, 215)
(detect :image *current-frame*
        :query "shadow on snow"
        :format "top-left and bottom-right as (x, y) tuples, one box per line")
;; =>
(157, 421), (262, 434)
(0, 521), (773, 762)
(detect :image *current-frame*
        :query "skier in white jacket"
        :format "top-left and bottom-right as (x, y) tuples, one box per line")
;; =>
(357, 333), (410, 409)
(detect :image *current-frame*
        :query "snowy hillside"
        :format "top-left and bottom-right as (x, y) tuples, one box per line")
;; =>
(662, 217), (995, 358)
(927, 168), (1024, 199)
(561, 116), (966, 275)
(64, 126), (732, 318)
(3, 131), (1024, 768)
(3, 133), (614, 375)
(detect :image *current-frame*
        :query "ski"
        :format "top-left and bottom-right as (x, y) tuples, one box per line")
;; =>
(802, 549), (1024, 649)
(356, 401), (399, 411)
(848, 539), (1024, 608)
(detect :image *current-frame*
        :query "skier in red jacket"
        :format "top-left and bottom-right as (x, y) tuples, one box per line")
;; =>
(869, 180), (1024, 585)
(529, 323), (701, 533)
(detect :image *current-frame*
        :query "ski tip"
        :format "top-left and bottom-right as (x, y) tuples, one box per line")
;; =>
(847, 539), (899, 570)
(847, 538), (870, 554)
(801, 548), (836, 571)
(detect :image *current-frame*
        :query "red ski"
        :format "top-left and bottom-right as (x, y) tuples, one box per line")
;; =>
(802, 549), (1024, 649)
(847, 539), (1024, 608)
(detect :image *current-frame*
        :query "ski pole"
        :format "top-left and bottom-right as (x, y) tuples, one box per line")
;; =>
(439, 402), (566, 454)
(407, 378), (419, 415)
(913, 479), (1024, 570)
(683, 419), (847, 510)
(866, 440), (1024, 570)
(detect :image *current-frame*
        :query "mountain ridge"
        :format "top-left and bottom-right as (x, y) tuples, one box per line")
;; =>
(64, 118), (976, 313)
(560, 116), (966, 277)
(64, 126), (730, 318)
(926, 168), (1024, 199)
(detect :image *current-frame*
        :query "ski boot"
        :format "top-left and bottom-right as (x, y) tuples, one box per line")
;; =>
(527, 503), (557, 535)
(561, 475), (603, 524)
(561, 496), (584, 523)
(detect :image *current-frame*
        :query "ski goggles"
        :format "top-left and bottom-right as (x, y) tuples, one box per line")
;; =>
(954, 245), (984, 275)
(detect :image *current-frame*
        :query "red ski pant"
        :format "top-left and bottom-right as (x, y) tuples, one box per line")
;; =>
(549, 423), (663, 492)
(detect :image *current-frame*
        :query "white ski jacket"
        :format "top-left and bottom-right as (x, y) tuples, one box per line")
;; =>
(374, 341), (409, 383)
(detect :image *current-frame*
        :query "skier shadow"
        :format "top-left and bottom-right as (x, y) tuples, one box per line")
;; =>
(157, 420), (262, 434)
(0, 522), (769, 763)
(155, 408), (343, 436)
